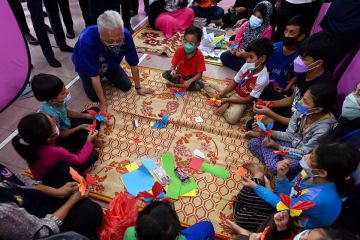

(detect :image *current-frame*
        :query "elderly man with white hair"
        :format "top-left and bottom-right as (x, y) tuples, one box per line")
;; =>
(72, 10), (154, 111)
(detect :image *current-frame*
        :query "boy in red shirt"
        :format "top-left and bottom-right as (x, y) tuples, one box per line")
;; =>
(204, 38), (273, 124)
(162, 26), (206, 91)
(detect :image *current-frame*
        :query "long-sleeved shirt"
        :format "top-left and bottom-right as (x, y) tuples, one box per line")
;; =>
(254, 170), (342, 228)
(31, 141), (94, 180)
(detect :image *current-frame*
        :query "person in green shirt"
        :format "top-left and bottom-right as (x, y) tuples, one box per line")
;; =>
(124, 201), (215, 240)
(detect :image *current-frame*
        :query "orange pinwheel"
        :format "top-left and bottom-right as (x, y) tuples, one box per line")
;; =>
(276, 193), (315, 217)
(69, 167), (97, 195)
(205, 98), (222, 106)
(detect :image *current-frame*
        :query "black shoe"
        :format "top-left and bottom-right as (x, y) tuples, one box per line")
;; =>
(66, 29), (75, 39)
(46, 24), (53, 34)
(25, 33), (39, 45)
(130, 10), (138, 17)
(46, 57), (61, 68)
(59, 45), (73, 52)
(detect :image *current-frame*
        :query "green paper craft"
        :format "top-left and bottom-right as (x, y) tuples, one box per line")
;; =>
(201, 162), (229, 180)
(161, 153), (198, 199)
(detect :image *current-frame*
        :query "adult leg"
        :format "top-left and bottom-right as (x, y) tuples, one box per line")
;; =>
(181, 221), (215, 240)
(144, 0), (149, 14)
(60, 198), (104, 238)
(234, 178), (275, 232)
(105, 67), (132, 92)
(130, 0), (139, 16)
(57, 0), (74, 36)
(43, 0), (68, 48)
(78, 0), (91, 27)
(220, 51), (244, 72)
(88, 0), (106, 25)
(120, 0), (132, 31)
(8, 0), (30, 35)
(79, 73), (100, 102)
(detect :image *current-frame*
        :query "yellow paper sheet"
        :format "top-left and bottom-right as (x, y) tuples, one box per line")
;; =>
(181, 189), (197, 197)
(125, 162), (139, 172)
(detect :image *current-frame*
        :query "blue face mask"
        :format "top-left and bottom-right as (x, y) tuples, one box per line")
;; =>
(107, 44), (122, 55)
(293, 230), (309, 240)
(294, 102), (309, 115)
(249, 15), (263, 29)
(342, 93), (360, 120)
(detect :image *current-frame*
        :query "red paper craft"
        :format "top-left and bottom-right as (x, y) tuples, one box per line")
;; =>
(179, 78), (185, 84)
(205, 98), (222, 106)
(235, 167), (248, 177)
(257, 99), (273, 107)
(137, 182), (163, 199)
(273, 150), (289, 156)
(99, 110), (109, 117)
(276, 193), (316, 217)
(69, 167), (96, 195)
(158, 111), (167, 117)
(87, 110), (98, 116)
(133, 136), (141, 143)
(170, 88), (187, 94)
(189, 157), (204, 170)
(87, 120), (97, 132)
(85, 173), (97, 185)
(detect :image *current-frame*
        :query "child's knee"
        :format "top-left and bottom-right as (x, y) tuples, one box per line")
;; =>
(224, 111), (241, 125)
(248, 137), (261, 150)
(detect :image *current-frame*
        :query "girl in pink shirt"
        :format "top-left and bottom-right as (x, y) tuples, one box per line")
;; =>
(12, 113), (98, 183)
(220, 1), (273, 71)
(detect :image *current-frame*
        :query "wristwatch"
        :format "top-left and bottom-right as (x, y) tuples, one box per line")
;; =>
(135, 86), (141, 90)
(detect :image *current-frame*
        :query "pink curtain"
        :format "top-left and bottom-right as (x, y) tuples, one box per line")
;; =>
(0, 0), (30, 112)
(310, 2), (331, 35)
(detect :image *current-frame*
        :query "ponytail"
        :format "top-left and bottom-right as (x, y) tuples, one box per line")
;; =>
(12, 135), (39, 166)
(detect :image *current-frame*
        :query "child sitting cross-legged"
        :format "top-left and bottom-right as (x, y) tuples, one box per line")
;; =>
(162, 26), (206, 91)
(246, 82), (337, 174)
(12, 113), (98, 184)
(204, 38), (273, 125)
(31, 74), (102, 152)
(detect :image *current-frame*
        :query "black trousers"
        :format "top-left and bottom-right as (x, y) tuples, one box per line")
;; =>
(274, 0), (322, 41)
(26, 0), (67, 58)
(78, 0), (91, 26)
(7, 0), (30, 35)
(88, 0), (131, 29)
(58, 0), (74, 32)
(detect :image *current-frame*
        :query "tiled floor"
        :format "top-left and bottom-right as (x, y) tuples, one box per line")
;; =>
(0, 0), (235, 176)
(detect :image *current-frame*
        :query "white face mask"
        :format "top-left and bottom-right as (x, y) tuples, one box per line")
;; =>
(342, 93), (360, 120)
(64, 93), (72, 103)
(299, 157), (318, 178)
(244, 62), (257, 71)
(293, 230), (309, 240)
(55, 125), (60, 136)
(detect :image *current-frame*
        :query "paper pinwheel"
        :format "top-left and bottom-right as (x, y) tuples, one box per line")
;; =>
(227, 39), (241, 51)
(256, 121), (274, 137)
(205, 98), (222, 106)
(257, 99), (273, 107)
(276, 193), (315, 217)
(87, 120), (97, 132)
(88, 110), (108, 122)
(170, 88), (186, 98)
(69, 167), (97, 195)
(152, 114), (170, 129)
(137, 182), (166, 202)
(273, 150), (303, 159)
(254, 114), (263, 122)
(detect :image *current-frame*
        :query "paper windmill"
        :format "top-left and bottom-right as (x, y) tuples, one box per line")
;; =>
(87, 110), (108, 122)
(69, 167), (97, 195)
(87, 119), (97, 132)
(276, 193), (315, 217)
(254, 114), (263, 122)
(256, 121), (274, 137)
(257, 99), (273, 108)
(170, 88), (186, 98)
(273, 150), (303, 159)
(137, 182), (166, 203)
(227, 39), (241, 51)
(152, 114), (170, 129)
(205, 98), (222, 106)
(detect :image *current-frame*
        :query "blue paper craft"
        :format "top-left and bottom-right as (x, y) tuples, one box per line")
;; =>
(142, 159), (157, 171)
(229, 42), (240, 51)
(152, 114), (170, 129)
(289, 152), (303, 159)
(121, 165), (155, 197)
(95, 115), (106, 122)
(256, 121), (274, 131)
(174, 92), (185, 98)
(144, 192), (166, 203)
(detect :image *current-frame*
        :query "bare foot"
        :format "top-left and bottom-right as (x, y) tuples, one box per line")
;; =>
(225, 220), (252, 236)
(244, 130), (261, 139)
(216, 103), (229, 116)
(243, 162), (264, 179)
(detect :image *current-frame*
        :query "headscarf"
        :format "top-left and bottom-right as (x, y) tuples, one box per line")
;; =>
(242, 1), (273, 49)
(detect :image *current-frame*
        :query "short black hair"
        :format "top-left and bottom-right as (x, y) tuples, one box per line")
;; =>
(286, 15), (311, 37)
(308, 82), (337, 111)
(245, 38), (273, 63)
(31, 73), (64, 101)
(184, 25), (203, 43)
(299, 31), (338, 64)
(136, 202), (181, 240)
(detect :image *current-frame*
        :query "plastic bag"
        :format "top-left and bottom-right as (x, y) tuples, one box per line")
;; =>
(98, 192), (138, 240)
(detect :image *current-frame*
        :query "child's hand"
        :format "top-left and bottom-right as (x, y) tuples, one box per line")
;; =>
(183, 80), (191, 89)
(262, 137), (280, 149)
(78, 124), (90, 131)
(274, 211), (290, 232)
(244, 130), (261, 139)
(87, 129), (98, 142)
(253, 103), (271, 116)
(277, 159), (291, 179)
(170, 70), (177, 78)
(55, 182), (78, 198)
(239, 176), (257, 189)
(83, 113), (94, 120)
(236, 48), (246, 58)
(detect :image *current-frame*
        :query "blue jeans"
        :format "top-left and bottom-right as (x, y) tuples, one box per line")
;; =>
(191, 6), (224, 23)
(79, 66), (132, 102)
(220, 50), (245, 72)
(181, 221), (215, 240)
